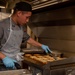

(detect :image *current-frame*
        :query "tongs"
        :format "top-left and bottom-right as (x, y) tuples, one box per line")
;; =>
(47, 50), (57, 60)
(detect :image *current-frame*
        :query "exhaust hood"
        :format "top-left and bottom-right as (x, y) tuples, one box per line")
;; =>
(32, 0), (69, 10)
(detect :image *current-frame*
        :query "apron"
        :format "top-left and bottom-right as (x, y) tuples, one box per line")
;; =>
(1, 18), (23, 62)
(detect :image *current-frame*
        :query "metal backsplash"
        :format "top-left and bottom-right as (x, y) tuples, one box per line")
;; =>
(28, 5), (75, 57)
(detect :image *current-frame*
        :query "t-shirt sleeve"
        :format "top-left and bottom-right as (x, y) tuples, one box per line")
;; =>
(23, 31), (30, 43)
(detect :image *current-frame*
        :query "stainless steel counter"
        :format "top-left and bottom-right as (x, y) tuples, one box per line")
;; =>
(0, 69), (32, 75)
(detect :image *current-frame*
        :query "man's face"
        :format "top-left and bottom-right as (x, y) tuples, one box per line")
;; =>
(17, 11), (32, 25)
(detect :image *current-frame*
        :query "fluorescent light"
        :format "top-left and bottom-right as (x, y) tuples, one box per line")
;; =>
(0, 6), (5, 8)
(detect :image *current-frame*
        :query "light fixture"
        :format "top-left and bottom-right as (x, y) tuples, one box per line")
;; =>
(0, 6), (5, 8)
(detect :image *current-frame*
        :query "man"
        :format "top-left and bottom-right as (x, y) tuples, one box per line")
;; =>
(0, 2), (51, 69)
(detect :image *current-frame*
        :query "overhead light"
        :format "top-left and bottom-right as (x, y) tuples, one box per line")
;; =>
(0, 6), (5, 8)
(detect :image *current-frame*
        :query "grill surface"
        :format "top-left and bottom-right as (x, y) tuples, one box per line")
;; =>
(23, 49), (75, 75)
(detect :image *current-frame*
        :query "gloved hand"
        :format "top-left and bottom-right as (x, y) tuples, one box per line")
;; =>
(2, 57), (17, 69)
(16, 52), (24, 61)
(41, 44), (52, 53)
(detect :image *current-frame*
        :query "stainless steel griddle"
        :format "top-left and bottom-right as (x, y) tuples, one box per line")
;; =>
(22, 49), (75, 75)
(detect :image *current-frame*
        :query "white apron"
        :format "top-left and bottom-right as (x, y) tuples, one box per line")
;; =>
(1, 18), (23, 62)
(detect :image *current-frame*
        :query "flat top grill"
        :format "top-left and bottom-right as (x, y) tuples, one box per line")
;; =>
(23, 49), (75, 69)
(23, 54), (66, 69)
(22, 49), (75, 75)
(23, 55), (75, 70)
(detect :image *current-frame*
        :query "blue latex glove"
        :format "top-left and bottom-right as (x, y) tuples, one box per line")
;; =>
(2, 57), (17, 69)
(41, 44), (52, 53)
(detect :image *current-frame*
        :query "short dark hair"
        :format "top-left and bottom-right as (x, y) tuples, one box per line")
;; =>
(13, 1), (32, 13)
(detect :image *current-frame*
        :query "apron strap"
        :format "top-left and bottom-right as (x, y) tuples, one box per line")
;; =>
(0, 18), (12, 49)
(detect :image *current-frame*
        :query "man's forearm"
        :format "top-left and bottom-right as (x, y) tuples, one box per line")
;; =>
(0, 52), (6, 59)
(27, 38), (42, 47)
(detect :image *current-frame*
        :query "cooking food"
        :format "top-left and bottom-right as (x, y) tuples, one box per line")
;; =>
(24, 54), (65, 64)
(25, 54), (32, 57)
